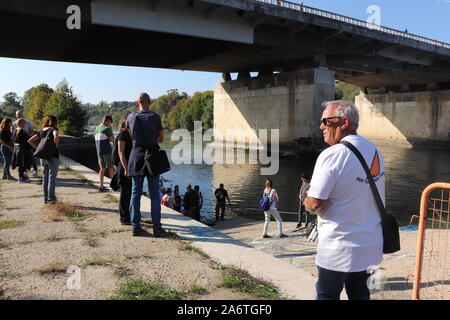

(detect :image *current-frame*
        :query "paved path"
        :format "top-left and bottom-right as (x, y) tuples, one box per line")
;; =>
(60, 155), (318, 300)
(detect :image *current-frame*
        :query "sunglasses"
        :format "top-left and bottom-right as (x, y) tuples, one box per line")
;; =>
(320, 117), (342, 126)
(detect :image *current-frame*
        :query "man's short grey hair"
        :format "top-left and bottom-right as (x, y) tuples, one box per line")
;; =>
(322, 100), (359, 129)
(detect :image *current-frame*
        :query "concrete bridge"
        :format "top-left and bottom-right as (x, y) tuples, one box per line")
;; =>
(1, 0), (450, 148)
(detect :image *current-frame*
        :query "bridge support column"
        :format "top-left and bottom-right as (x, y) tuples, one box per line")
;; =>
(213, 68), (335, 150)
(355, 90), (450, 147)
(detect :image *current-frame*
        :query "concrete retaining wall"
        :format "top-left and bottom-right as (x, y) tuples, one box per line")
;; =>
(356, 90), (450, 146)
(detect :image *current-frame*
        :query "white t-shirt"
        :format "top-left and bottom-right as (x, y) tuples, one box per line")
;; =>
(308, 135), (384, 273)
(12, 119), (34, 135)
(263, 188), (278, 210)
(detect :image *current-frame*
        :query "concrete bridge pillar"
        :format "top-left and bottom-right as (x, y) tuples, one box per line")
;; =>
(213, 68), (335, 150)
(356, 90), (450, 147)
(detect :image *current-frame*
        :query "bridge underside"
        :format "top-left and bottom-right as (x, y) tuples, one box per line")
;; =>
(1, 0), (450, 92)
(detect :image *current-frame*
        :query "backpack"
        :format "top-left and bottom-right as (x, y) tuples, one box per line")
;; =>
(33, 128), (56, 160)
(259, 189), (273, 211)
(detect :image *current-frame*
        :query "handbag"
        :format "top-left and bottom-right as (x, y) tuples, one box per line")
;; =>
(144, 148), (171, 177)
(341, 140), (400, 254)
(259, 189), (273, 211)
(110, 172), (120, 191)
(33, 128), (56, 160)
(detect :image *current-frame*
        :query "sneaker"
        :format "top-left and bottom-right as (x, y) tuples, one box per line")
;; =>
(132, 226), (142, 236)
(296, 223), (302, 229)
(279, 234), (288, 238)
(262, 234), (271, 239)
(153, 228), (167, 238)
(7, 176), (17, 181)
(121, 220), (131, 226)
(18, 178), (30, 183)
(98, 186), (108, 192)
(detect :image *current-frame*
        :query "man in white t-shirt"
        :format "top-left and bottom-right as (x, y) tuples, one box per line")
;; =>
(304, 100), (384, 300)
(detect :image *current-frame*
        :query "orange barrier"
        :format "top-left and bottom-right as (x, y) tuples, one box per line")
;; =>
(412, 183), (450, 300)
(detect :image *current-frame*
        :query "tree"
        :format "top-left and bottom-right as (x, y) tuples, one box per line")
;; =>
(23, 84), (54, 127)
(44, 79), (87, 137)
(335, 81), (361, 102)
(3, 92), (21, 109)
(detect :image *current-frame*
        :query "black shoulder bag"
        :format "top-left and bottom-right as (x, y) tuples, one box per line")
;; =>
(340, 140), (400, 254)
(135, 114), (171, 177)
(33, 128), (56, 160)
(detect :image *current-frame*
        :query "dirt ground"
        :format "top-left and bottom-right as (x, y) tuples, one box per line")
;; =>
(0, 166), (261, 300)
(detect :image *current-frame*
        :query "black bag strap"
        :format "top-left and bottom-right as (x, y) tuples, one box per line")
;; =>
(340, 140), (388, 222)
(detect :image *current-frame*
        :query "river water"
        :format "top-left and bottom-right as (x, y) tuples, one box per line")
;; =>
(77, 128), (450, 226)
(155, 138), (450, 226)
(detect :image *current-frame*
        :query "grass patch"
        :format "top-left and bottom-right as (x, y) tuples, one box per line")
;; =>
(83, 258), (111, 267)
(36, 262), (67, 276)
(165, 231), (181, 240)
(221, 268), (281, 300)
(83, 234), (99, 247)
(43, 202), (85, 222)
(179, 243), (210, 259)
(111, 228), (126, 233)
(210, 263), (228, 270)
(0, 239), (8, 249)
(103, 194), (118, 203)
(110, 279), (181, 300)
(44, 234), (68, 242)
(189, 284), (207, 295)
(114, 266), (133, 278)
(125, 254), (155, 260)
(0, 219), (24, 230)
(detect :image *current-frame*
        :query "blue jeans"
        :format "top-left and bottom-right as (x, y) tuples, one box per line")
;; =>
(130, 175), (161, 229)
(41, 157), (59, 202)
(1, 145), (12, 178)
(316, 266), (370, 300)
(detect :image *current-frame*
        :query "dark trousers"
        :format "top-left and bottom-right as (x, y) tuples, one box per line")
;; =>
(316, 266), (371, 300)
(215, 202), (226, 220)
(119, 176), (132, 223)
(298, 201), (311, 226)
(19, 166), (26, 178)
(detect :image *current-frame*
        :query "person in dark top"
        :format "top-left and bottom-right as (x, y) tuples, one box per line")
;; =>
(214, 183), (231, 222)
(183, 184), (199, 220)
(115, 116), (133, 225)
(126, 92), (165, 237)
(194, 185), (203, 222)
(0, 118), (15, 180)
(12, 118), (33, 183)
(173, 185), (182, 212)
(28, 115), (60, 204)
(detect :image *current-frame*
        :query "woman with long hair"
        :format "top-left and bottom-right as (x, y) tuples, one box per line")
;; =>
(12, 118), (33, 183)
(0, 118), (15, 180)
(262, 179), (287, 239)
(115, 116), (133, 225)
(28, 115), (60, 204)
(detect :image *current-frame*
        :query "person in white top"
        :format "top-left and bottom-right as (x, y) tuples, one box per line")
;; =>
(262, 179), (288, 239)
(305, 100), (384, 300)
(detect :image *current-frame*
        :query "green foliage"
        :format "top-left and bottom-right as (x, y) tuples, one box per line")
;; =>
(44, 79), (87, 136)
(335, 81), (361, 102)
(0, 92), (22, 120)
(166, 90), (214, 131)
(110, 279), (181, 300)
(23, 84), (54, 127)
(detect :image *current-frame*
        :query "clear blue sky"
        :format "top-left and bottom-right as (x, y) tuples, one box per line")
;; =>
(0, 0), (448, 104)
